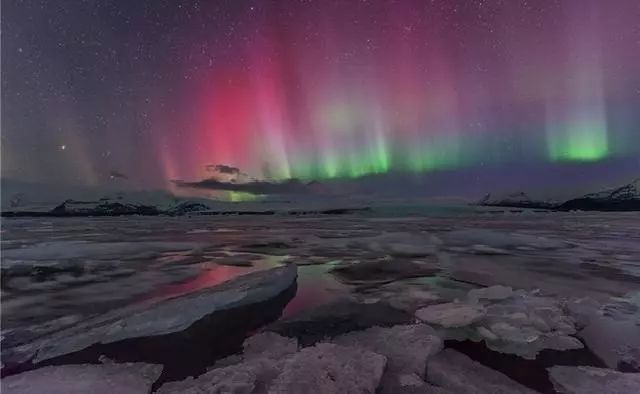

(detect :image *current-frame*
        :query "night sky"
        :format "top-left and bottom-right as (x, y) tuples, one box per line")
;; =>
(2, 0), (640, 195)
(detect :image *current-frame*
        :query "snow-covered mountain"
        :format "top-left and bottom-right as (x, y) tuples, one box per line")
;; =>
(581, 179), (640, 201)
(476, 179), (640, 211)
(559, 179), (640, 211)
(476, 192), (558, 209)
(1, 185), (376, 217)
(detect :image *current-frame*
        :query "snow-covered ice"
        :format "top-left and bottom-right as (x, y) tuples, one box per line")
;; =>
(3, 265), (297, 365)
(427, 349), (537, 393)
(1, 210), (639, 392)
(2, 240), (202, 262)
(415, 302), (487, 328)
(268, 343), (386, 394)
(1, 362), (162, 394)
(548, 366), (640, 394)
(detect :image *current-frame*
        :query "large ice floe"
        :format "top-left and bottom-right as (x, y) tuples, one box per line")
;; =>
(1, 362), (163, 394)
(548, 366), (640, 394)
(268, 343), (386, 394)
(332, 324), (442, 393)
(1, 240), (202, 262)
(2, 265), (297, 366)
(347, 232), (442, 257)
(442, 229), (567, 252)
(427, 349), (537, 393)
(567, 292), (640, 372)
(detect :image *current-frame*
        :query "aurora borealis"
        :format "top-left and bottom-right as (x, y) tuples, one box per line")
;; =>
(2, 0), (639, 192)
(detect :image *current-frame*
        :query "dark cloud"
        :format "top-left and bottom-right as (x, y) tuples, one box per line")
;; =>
(204, 164), (252, 183)
(205, 164), (241, 175)
(109, 170), (128, 180)
(173, 178), (310, 195)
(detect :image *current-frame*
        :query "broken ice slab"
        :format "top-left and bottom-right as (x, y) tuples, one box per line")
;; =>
(427, 349), (537, 394)
(2, 265), (297, 367)
(1, 362), (163, 394)
(548, 366), (640, 394)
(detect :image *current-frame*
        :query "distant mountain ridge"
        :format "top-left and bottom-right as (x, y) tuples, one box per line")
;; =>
(581, 179), (640, 200)
(477, 179), (640, 211)
(1, 194), (372, 217)
(50, 199), (161, 216)
(558, 179), (640, 211)
(477, 192), (558, 209)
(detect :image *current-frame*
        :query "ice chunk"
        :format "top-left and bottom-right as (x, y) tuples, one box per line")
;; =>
(332, 324), (442, 377)
(210, 332), (298, 371)
(333, 324), (443, 393)
(427, 349), (536, 393)
(443, 229), (565, 250)
(242, 332), (299, 360)
(468, 285), (513, 302)
(349, 232), (441, 257)
(490, 322), (539, 343)
(8, 265), (297, 364)
(570, 294), (640, 371)
(357, 284), (441, 313)
(1, 362), (162, 394)
(2, 241), (202, 262)
(157, 358), (280, 394)
(477, 326), (499, 341)
(548, 366), (640, 394)
(268, 343), (386, 394)
(415, 302), (486, 328)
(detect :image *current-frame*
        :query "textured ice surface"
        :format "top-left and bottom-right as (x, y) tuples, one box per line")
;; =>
(332, 324), (442, 376)
(242, 332), (299, 360)
(568, 293), (640, 371)
(442, 228), (566, 251)
(415, 302), (486, 328)
(414, 287), (585, 359)
(159, 333), (298, 393)
(4, 265), (297, 365)
(2, 211), (640, 386)
(351, 281), (442, 312)
(348, 232), (441, 257)
(2, 240), (202, 262)
(549, 366), (640, 394)
(332, 324), (442, 393)
(427, 349), (537, 394)
(157, 357), (281, 394)
(268, 343), (386, 394)
(468, 285), (514, 301)
(1, 362), (162, 394)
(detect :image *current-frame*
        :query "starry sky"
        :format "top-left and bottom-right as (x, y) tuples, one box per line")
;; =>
(2, 0), (640, 196)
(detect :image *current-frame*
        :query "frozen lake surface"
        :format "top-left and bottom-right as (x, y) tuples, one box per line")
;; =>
(2, 208), (639, 392)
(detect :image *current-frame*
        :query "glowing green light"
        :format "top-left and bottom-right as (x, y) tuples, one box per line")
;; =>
(547, 120), (608, 162)
(228, 191), (263, 202)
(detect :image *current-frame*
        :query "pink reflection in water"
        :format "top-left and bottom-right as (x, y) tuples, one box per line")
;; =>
(144, 264), (258, 302)
(280, 266), (349, 319)
(144, 261), (350, 321)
